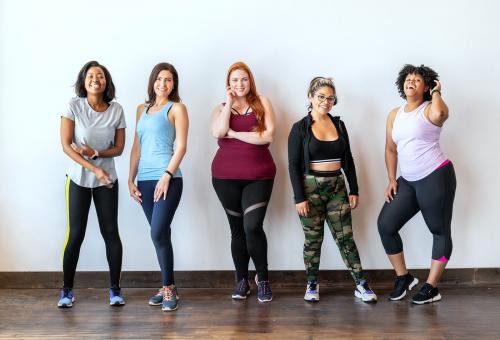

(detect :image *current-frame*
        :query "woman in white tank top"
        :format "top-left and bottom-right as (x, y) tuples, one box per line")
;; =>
(377, 64), (457, 305)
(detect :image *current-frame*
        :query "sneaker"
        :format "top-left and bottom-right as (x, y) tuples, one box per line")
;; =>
(109, 288), (125, 306)
(255, 275), (273, 302)
(149, 288), (164, 306)
(354, 279), (377, 302)
(411, 283), (442, 304)
(389, 273), (419, 301)
(57, 288), (75, 308)
(304, 281), (319, 302)
(232, 278), (251, 300)
(161, 285), (179, 311)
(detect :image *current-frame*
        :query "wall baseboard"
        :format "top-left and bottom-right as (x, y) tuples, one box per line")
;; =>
(1, 269), (499, 289)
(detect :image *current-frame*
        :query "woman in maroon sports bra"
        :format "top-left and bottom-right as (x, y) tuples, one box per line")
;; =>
(210, 61), (276, 303)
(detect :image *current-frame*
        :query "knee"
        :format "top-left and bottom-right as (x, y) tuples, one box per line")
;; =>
(101, 226), (120, 242)
(151, 226), (171, 245)
(377, 214), (392, 237)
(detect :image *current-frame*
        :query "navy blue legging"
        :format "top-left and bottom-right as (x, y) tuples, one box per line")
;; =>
(138, 178), (183, 286)
(377, 162), (456, 261)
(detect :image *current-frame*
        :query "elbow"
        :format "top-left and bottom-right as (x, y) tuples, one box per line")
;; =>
(176, 145), (187, 157)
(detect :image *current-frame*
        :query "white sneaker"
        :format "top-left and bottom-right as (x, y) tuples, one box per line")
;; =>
(354, 279), (377, 302)
(304, 281), (319, 302)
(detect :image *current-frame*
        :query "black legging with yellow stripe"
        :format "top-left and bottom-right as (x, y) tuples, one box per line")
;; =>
(62, 177), (122, 289)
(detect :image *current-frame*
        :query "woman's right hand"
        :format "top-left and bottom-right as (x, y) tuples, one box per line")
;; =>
(93, 167), (112, 186)
(128, 180), (142, 203)
(296, 200), (309, 217)
(226, 86), (236, 106)
(384, 179), (398, 203)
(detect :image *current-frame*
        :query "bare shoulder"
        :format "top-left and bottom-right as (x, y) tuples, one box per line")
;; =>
(212, 103), (224, 115)
(171, 102), (187, 114)
(135, 103), (146, 120)
(387, 107), (399, 120)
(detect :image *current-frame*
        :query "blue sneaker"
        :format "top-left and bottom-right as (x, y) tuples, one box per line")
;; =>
(232, 278), (251, 300)
(109, 288), (125, 306)
(161, 285), (179, 311)
(255, 275), (273, 302)
(57, 288), (75, 308)
(354, 279), (377, 302)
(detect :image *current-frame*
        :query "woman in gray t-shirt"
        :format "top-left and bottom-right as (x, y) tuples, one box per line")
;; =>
(58, 61), (126, 308)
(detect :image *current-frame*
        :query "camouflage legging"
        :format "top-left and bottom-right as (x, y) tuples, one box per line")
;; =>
(299, 174), (364, 283)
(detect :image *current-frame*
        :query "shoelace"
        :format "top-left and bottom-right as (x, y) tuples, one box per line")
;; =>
(308, 282), (317, 291)
(236, 279), (248, 291)
(155, 288), (163, 297)
(259, 281), (271, 295)
(163, 287), (175, 300)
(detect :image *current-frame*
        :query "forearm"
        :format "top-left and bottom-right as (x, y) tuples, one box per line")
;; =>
(211, 106), (232, 138)
(96, 145), (124, 158)
(165, 146), (186, 175)
(231, 130), (273, 145)
(128, 146), (140, 182)
(385, 149), (398, 181)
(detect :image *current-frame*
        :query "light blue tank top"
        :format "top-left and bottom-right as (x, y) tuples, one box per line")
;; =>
(137, 102), (182, 181)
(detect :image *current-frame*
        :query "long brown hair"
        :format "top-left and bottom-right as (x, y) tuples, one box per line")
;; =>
(226, 62), (266, 133)
(146, 62), (180, 106)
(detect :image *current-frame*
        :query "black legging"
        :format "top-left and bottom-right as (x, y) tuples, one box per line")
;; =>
(212, 178), (274, 282)
(377, 162), (456, 261)
(63, 178), (122, 289)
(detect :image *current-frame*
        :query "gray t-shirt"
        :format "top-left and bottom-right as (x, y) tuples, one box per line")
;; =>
(62, 97), (126, 188)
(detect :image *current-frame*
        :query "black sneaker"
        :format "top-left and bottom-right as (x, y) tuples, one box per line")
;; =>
(255, 275), (273, 302)
(412, 283), (442, 304)
(389, 273), (419, 301)
(231, 278), (251, 300)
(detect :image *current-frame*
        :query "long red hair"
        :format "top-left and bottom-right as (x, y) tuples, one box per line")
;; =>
(226, 62), (266, 133)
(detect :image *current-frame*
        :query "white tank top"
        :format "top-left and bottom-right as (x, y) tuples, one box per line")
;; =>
(392, 101), (447, 181)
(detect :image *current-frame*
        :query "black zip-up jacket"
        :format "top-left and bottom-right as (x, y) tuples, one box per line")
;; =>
(287, 113), (359, 204)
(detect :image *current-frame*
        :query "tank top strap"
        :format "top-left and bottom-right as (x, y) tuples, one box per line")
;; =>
(164, 101), (174, 119)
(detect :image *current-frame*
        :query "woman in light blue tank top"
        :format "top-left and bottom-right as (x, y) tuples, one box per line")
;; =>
(128, 62), (189, 312)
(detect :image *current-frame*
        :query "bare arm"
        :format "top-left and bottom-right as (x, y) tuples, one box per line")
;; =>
(60, 117), (111, 185)
(211, 103), (232, 138)
(227, 96), (275, 145)
(384, 108), (399, 202)
(128, 104), (143, 202)
(426, 80), (449, 126)
(165, 102), (189, 175)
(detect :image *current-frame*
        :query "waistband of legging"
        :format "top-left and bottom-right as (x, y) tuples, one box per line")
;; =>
(307, 169), (342, 177)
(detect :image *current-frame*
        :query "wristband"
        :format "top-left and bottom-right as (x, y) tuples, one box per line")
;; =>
(430, 89), (441, 96)
(90, 149), (99, 160)
(165, 170), (173, 178)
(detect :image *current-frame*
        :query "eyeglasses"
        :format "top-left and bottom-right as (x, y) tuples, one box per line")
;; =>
(316, 94), (336, 104)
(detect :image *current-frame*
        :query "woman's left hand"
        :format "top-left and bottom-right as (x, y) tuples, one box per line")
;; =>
(154, 173), (171, 202)
(349, 195), (359, 209)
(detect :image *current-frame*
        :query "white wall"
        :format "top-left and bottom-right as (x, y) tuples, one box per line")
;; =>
(1, 0), (499, 272)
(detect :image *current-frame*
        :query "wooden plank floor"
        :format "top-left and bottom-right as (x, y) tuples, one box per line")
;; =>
(1, 287), (499, 339)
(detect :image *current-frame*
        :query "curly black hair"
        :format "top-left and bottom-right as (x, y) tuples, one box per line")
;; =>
(396, 64), (439, 101)
(74, 61), (116, 103)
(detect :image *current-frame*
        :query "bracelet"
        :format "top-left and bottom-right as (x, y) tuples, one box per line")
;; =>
(430, 89), (441, 96)
(165, 170), (173, 178)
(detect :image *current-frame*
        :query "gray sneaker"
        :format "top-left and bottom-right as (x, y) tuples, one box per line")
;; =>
(148, 288), (163, 306)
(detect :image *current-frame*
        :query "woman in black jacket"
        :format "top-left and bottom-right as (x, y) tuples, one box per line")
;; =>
(288, 77), (376, 303)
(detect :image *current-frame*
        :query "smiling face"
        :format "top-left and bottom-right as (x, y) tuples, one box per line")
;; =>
(228, 69), (250, 97)
(84, 66), (107, 96)
(154, 70), (174, 99)
(309, 86), (336, 115)
(403, 73), (429, 99)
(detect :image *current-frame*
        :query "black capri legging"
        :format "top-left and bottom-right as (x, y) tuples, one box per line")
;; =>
(212, 178), (274, 282)
(377, 162), (456, 261)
